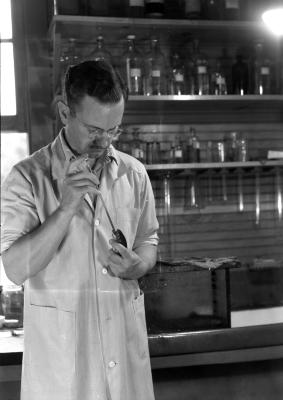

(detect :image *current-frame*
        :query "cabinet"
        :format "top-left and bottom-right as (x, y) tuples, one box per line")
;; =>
(49, 14), (283, 261)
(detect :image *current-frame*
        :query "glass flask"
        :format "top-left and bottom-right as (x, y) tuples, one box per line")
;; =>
(128, 0), (145, 17)
(131, 128), (146, 162)
(191, 39), (210, 95)
(144, 37), (167, 95)
(59, 38), (80, 95)
(121, 35), (144, 95)
(87, 0), (109, 16)
(202, 0), (223, 19)
(224, 131), (239, 161)
(223, 0), (240, 20)
(218, 47), (233, 94)
(145, 0), (165, 18)
(185, 127), (200, 162)
(210, 58), (228, 95)
(184, 0), (202, 19)
(252, 42), (272, 95)
(86, 35), (112, 63)
(184, 44), (196, 95)
(1, 285), (24, 328)
(169, 53), (186, 95)
(232, 52), (249, 95)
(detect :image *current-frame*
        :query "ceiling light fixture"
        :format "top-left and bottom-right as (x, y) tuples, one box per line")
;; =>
(262, 2), (283, 36)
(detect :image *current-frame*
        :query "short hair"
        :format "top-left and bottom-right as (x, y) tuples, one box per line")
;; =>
(64, 60), (128, 113)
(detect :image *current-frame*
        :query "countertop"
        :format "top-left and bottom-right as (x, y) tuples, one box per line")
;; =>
(1, 324), (283, 369)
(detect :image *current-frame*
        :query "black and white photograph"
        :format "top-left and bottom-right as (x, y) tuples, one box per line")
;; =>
(0, 1), (283, 399)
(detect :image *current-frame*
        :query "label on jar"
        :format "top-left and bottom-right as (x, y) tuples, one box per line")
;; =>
(185, 0), (201, 13)
(260, 67), (270, 75)
(225, 0), (239, 9)
(130, 0), (144, 6)
(133, 148), (141, 158)
(197, 66), (207, 74)
(174, 73), (184, 82)
(175, 149), (183, 158)
(152, 70), (161, 77)
(216, 75), (226, 85)
(130, 68), (141, 77)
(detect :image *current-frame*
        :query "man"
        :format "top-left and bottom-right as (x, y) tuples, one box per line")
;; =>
(1, 60), (159, 400)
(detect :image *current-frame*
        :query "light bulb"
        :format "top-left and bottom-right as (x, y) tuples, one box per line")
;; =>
(262, 8), (283, 36)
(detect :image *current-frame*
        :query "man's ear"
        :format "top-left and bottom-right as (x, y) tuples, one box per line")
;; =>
(57, 101), (71, 125)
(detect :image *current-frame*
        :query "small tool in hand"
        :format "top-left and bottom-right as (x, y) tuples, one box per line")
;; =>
(86, 164), (127, 252)
(98, 191), (127, 251)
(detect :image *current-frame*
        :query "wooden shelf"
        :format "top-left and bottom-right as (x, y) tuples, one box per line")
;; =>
(145, 160), (283, 172)
(124, 95), (283, 124)
(49, 15), (270, 42)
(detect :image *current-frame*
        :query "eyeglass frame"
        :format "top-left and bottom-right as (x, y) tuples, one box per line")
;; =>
(72, 113), (124, 140)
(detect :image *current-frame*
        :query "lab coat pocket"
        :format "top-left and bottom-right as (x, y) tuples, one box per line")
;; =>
(27, 304), (76, 398)
(116, 207), (140, 249)
(132, 291), (149, 359)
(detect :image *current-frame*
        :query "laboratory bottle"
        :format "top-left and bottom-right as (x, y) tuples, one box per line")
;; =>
(252, 42), (272, 95)
(144, 38), (167, 95)
(145, 0), (165, 18)
(164, 0), (182, 19)
(1, 285), (24, 327)
(131, 128), (146, 162)
(223, 0), (240, 20)
(202, 0), (223, 19)
(187, 127), (200, 162)
(59, 38), (80, 94)
(170, 53), (186, 95)
(211, 58), (228, 95)
(87, 0), (109, 16)
(87, 35), (112, 63)
(184, 45), (196, 95)
(218, 47), (233, 94)
(121, 35), (144, 95)
(191, 39), (210, 95)
(224, 131), (239, 161)
(232, 52), (249, 95)
(128, 0), (145, 17)
(171, 136), (184, 163)
(54, 0), (79, 15)
(184, 0), (202, 19)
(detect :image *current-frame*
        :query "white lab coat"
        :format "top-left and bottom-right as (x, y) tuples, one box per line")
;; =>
(1, 132), (159, 400)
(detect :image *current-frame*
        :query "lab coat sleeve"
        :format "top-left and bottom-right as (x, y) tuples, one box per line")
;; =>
(132, 170), (159, 251)
(1, 165), (40, 253)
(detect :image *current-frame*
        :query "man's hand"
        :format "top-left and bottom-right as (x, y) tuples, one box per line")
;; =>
(60, 156), (100, 214)
(107, 239), (148, 280)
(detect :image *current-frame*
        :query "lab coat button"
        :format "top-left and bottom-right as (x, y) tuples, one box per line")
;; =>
(108, 360), (116, 368)
(102, 267), (108, 275)
(94, 219), (100, 226)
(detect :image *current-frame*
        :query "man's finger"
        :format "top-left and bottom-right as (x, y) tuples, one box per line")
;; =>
(66, 171), (100, 186)
(109, 240), (128, 257)
(64, 154), (89, 176)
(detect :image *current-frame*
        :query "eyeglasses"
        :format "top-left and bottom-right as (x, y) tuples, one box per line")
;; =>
(74, 115), (123, 140)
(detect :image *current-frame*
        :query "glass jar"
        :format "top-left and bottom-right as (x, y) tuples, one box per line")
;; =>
(86, 35), (112, 63)
(238, 138), (248, 162)
(144, 37), (167, 95)
(224, 131), (239, 161)
(169, 53), (186, 95)
(191, 39), (210, 95)
(121, 35), (144, 95)
(1, 285), (24, 327)
(252, 42), (272, 95)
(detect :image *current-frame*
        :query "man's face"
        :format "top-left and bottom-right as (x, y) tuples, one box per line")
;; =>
(65, 95), (124, 159)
